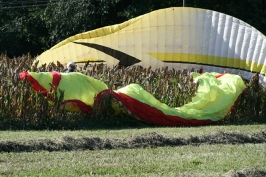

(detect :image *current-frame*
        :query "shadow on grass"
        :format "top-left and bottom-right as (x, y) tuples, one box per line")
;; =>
(1, 113), (265, 131)
(0, 113), (158, 131)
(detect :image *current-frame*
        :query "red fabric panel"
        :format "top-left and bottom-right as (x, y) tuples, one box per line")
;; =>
(95, 90), (215, 126)
(19, 71), (47, 95)
(62, 100), (93, 114)
(215, 73), (228, 78)
(54, 72), (91, 113)
(51, 71), (61, 88)
(20, 71), (91, 113)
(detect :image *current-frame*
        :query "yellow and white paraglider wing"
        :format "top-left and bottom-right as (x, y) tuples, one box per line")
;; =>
(35, 7), (266, 84)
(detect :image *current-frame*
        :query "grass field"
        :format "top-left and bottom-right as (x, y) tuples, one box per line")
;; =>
(1, 124), (265, 177)
(0, 124), (265, 141)
(1, 144), (265, 176)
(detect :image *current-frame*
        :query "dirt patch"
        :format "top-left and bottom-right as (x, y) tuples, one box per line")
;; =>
(175, 167), (266, 177)
(0, 131), (265, 153)
(173, 167), (266, 177)
(220, 167), (266, 177)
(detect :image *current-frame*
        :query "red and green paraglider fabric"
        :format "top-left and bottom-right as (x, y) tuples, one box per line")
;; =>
(19, 71), (246, 126)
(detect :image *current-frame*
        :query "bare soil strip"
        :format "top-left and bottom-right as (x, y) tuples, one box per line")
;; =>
(0, 131), (266, 153)
(219, 168), (266, 177)
(178, 167), (266, 177)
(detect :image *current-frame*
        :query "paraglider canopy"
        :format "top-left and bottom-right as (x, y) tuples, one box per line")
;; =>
(35, 7), (266, 85)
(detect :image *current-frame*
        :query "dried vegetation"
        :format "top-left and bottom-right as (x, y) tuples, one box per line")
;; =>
(0, 53), (265, 130)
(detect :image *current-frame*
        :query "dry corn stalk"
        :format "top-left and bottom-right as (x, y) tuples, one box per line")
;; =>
(0, 53), (265, 129)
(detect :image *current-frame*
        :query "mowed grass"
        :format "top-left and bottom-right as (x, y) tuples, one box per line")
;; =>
(0, 124), (265, 176)
(1, 144), (265, 176)
(0, 124), (265, 142)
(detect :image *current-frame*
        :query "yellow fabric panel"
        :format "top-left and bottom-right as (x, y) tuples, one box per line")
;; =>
(116, 73), (246, 121)
(50, 17), (142, 50)
(58, 73), (108, 106)
(30, 72), (108, 107)
(149, 53), (266, 74)
(30, 72), (53, 91)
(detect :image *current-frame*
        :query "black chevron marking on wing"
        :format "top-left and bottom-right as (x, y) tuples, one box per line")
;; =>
(73, 42), (141, 67)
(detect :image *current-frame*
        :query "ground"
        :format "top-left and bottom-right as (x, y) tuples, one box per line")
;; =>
(1, 131), (265, 177)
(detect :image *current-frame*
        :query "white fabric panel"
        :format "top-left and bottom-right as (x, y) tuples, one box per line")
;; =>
(202, 10), (212, 56)
(228, 19), (238, 65)
(241, 26), (252, 64)
(196, 9), (205, 55)
(208, 11), (219, 59)
(254, 35), (264, 65)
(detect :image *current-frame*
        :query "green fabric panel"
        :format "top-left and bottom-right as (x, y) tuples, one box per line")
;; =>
(116, 73), (246, 121)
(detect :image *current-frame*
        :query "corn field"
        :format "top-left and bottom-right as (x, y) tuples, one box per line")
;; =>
(0, 53), (265, 130)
